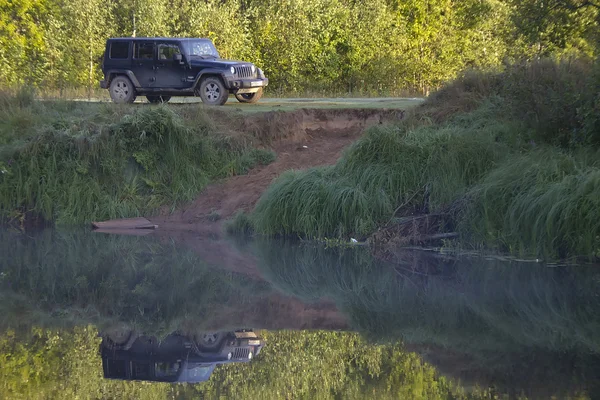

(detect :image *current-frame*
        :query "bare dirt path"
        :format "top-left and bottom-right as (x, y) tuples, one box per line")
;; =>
(150, 108), (404, 232)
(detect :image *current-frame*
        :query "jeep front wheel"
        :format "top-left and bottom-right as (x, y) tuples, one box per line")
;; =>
(194, 332), (226, 352)
(197, 77), (228, 106)
(235, 88), (263, 104)
(146, 95), (171, 104)
(109, 76), (136, 104)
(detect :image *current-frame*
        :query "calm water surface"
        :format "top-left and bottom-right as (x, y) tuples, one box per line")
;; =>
(0, 228), (599, 399)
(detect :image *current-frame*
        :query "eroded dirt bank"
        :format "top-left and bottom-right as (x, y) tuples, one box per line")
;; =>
(150, 108), (403, 232)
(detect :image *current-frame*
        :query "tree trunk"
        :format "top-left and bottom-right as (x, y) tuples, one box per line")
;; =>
(89, 36), (93, 100)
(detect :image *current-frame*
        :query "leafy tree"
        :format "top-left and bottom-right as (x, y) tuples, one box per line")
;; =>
(506, 0), (600, 58)
(0, 0), (598, 93)
(0, 0), (49, 86)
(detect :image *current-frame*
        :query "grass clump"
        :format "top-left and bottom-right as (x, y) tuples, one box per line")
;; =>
(233, 148), (276, 175)
(253, 120), (509, 238)
(462, 149), (600, 259)
(0, 104), (274, 225)
(252, 58), (600, 259)
(225, 210), (255, 235)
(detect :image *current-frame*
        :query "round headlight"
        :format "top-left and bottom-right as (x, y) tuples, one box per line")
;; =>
(251, 65), (256, 73)
(230, 66), (235, 74)
(248, 352), (253, 360)
(227, 352), (233, 360)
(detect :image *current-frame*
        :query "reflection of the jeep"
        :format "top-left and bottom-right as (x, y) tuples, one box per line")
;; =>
(99, 330), (264, 383)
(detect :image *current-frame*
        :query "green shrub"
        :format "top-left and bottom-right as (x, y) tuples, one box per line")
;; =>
(415, 59), (599, 148)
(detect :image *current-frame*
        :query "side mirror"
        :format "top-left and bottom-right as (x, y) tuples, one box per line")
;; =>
(173, 53), (183, 64)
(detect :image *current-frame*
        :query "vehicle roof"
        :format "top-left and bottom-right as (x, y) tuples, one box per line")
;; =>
(107, 37), (211, 41)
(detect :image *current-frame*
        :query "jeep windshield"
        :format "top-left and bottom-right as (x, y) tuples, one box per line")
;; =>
(182, 40), (219, 59)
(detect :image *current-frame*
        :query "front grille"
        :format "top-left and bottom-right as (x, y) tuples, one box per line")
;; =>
(235, 65), (254, 78)
(232, 347), (250, 359)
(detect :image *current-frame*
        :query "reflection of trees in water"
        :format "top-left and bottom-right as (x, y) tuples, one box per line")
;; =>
(254, 239), (600, 398)
(1, 326), (492, 400)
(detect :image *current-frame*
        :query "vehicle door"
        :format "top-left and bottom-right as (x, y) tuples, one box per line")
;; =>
(131, 41), (156, 88)
(154, 41), (187, 89)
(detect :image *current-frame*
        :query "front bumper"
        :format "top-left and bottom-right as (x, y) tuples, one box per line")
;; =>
(225, 77), (268, 93)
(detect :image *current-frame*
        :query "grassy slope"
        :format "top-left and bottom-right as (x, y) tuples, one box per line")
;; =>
(249, 59), (600, 260)
(0, 95), (275, 225)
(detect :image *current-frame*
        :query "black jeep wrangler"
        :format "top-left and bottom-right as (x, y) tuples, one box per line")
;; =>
(100, 329), (264, 383)
(100, 37), (268, 105)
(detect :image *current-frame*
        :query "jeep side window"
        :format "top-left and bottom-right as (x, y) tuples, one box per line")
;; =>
(157, 43), (181, 61)
(109, 42), (129, 59)
(133, 42), (155, 60)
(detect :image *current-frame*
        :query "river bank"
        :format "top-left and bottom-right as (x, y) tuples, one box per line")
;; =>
(1, 59), (599, 261)
(241, 59), (600, 261)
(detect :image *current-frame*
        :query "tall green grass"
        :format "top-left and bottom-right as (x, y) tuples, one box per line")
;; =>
(251, 59), (600, 259)
(462, 149), (600, 258)
(0, 103), (273, 224)
(253, 123), (509, 238)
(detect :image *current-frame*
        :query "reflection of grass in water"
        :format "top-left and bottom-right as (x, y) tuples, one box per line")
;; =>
(254, 239), (600, 356)
(254, 240), (600, 396)
(0, 229), (272, 335)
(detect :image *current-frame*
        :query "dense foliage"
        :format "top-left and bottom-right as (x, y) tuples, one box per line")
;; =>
(250, 59), (600, 259)
(0, 97), (275, 224)
(0, 0), (598, 95)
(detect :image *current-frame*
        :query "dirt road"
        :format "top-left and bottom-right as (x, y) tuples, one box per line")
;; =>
(150, 107), (409, 232)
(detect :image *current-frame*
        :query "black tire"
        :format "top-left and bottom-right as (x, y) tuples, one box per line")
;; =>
(195, 332), (226, 351)
(146, 95), (171, 104)
(234, 87), (263, 104)
(102, 328), (138, 350)
(109, 76), (136, 104)
(197, 77), (228, 106)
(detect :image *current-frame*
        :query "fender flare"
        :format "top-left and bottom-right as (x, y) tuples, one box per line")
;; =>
(105, 70), (142, 88)
(193, 69), (229, 90)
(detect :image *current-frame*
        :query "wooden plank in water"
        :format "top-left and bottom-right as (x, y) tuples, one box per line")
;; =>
(91, 217), (158, 230)
(93, 228), (156, 236)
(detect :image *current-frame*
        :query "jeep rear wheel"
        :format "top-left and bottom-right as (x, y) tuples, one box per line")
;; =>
(197, 77), (228, 106)
(109, 76), (136, 104)
(235, 88), (263, 104)
(146, 95), (171, 104)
